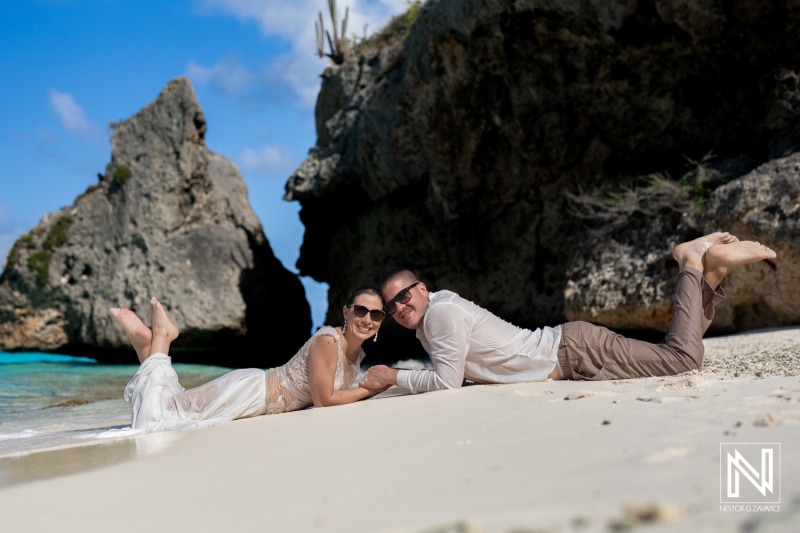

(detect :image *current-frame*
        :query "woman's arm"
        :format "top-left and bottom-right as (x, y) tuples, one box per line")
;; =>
(308, 335), (386, 407)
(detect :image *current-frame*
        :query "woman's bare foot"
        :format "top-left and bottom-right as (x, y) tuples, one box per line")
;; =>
(148, 297), (180, 357)
(110, 308), (152, 364)
(673, 232), (738, 271)
(703, 241), (777, 289)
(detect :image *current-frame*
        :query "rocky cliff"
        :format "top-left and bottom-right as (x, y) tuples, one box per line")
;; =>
(0, 78), (311, 366)
(286, 0), (800, 337)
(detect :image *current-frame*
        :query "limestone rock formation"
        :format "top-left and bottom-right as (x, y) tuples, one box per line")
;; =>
(0, 77), (310, 366)
(564, 152), (800, 333)
(286, 0), (800, 336)
(701, 152), (800, 330)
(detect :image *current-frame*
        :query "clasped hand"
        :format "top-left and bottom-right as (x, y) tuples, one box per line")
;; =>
(359, 365), (393, 392)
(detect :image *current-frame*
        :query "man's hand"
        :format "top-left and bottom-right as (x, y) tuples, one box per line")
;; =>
(361, 365), (399, 390)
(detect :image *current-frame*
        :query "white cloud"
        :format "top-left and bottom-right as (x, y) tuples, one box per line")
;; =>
(193, 0), (411, 107)
(186, 56), (256, 96)
(239, 144), (295, 175)
(48, 89), (98, 137)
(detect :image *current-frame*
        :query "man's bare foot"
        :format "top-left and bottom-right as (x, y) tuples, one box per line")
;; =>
(673, 232), (738, 271)
(703, 241), (777, 290)
(110, 308), (152, 364)
(148, 297), (180, 357)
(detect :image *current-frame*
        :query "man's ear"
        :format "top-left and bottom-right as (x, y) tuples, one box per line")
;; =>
(418, 282), (429, 297)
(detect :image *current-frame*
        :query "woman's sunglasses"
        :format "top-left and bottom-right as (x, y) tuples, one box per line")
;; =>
(385, 282), (420, 315)
(348, 304), (386, 322)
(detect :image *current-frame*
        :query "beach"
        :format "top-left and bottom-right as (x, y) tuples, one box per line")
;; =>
(0, 328), (798, 533)
(2, 1), (799, 531)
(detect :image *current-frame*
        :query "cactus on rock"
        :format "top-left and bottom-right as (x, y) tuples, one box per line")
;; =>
(315, 0), (349, 65)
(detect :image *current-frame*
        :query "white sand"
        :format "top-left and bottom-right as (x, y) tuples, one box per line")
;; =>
(0, 329), (798, 533)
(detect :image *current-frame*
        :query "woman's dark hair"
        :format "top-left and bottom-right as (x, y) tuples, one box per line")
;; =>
(345, 286), (384, 307)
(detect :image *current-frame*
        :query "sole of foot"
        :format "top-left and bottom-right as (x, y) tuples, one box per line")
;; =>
(109, 308), (152, 343)
(703, 240), (777, 290)
(110, 307), (152, 363)
(109, 307), (153, 363)
(705, 241), (777, 274)
(673, 232), (738, 265)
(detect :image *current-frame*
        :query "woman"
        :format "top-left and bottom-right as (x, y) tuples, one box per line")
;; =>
(110, 286), (388, 431)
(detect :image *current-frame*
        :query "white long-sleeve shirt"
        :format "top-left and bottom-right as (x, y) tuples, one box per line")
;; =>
(396, 290), (562, 394)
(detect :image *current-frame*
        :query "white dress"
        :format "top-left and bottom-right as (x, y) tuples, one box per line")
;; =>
(124, 326), (364, 431)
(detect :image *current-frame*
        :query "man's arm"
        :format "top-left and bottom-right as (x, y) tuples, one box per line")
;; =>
(364, 303), (472, 394)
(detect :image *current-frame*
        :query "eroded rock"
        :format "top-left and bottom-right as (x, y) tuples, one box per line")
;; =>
(286, 0), (800, 337)
(0, 77), (310, 365)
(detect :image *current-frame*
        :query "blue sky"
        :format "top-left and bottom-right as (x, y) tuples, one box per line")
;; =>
(0, 0), (408, 329)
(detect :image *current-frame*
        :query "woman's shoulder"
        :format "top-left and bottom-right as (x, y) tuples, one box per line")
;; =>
(312, 325), (341, 341)
(308, 326), (342, 354)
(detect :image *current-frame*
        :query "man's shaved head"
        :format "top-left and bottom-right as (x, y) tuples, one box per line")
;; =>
(378, 268), (419, 294)
(379, 268), (429, 329)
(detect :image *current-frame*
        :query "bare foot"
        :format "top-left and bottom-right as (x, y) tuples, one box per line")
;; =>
(148, 297), (180, 357)
(703, 241), (777, 289)
(110, 308), (152, 364)
(150, 298), (179, 340)
(673, 232), (738, 271)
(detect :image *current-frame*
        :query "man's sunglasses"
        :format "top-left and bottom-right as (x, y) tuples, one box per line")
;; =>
(385, 282), (420, 315)
(348, 304), (386, 322)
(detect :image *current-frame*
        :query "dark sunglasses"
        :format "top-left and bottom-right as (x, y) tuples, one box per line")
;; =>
(385, 282), (420, 315)
(348, 304), (385, 322)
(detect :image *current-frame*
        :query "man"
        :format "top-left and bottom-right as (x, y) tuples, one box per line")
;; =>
(362, 233), (776, 393)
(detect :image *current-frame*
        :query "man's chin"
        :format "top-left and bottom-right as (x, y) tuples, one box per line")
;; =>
(396, 316), (415, 329)
(401, 316), (421, 329)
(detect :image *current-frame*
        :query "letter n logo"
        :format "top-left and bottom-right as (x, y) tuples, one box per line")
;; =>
(720, 443), (781, 504)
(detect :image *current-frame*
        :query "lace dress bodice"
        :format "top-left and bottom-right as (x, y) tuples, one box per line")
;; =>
(265, 326), (365, 415)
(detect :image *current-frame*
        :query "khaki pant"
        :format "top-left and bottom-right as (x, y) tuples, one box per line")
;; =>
(557, 268), (725, 380)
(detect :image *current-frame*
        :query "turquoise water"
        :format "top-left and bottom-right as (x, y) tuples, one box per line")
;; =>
(0, 352), (231, 456)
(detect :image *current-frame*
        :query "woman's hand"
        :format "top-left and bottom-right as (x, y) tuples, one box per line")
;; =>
(358, 382), (391, 397)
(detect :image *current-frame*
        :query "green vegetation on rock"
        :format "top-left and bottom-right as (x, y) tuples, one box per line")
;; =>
(315, 0), (424, 64)
(114, 165), (132, 186)
(27, 251), (52, 286)
(6, 245), (17, 266)
(6, 234), (35, 266)
(353, 1), (423, 55)
(565, 156), (737, 233)
(13, 215), (74, 285)
(43, 215), (73, 251)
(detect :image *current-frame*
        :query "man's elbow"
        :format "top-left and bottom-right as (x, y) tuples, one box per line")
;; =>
(441, 380), (461, 390)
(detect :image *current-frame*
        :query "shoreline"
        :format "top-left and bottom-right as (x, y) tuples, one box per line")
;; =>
(0, 327), (798, 532)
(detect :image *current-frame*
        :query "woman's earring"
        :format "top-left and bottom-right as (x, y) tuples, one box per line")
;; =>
(373, 330), (379, 343)
(342, 319), (347, 332)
